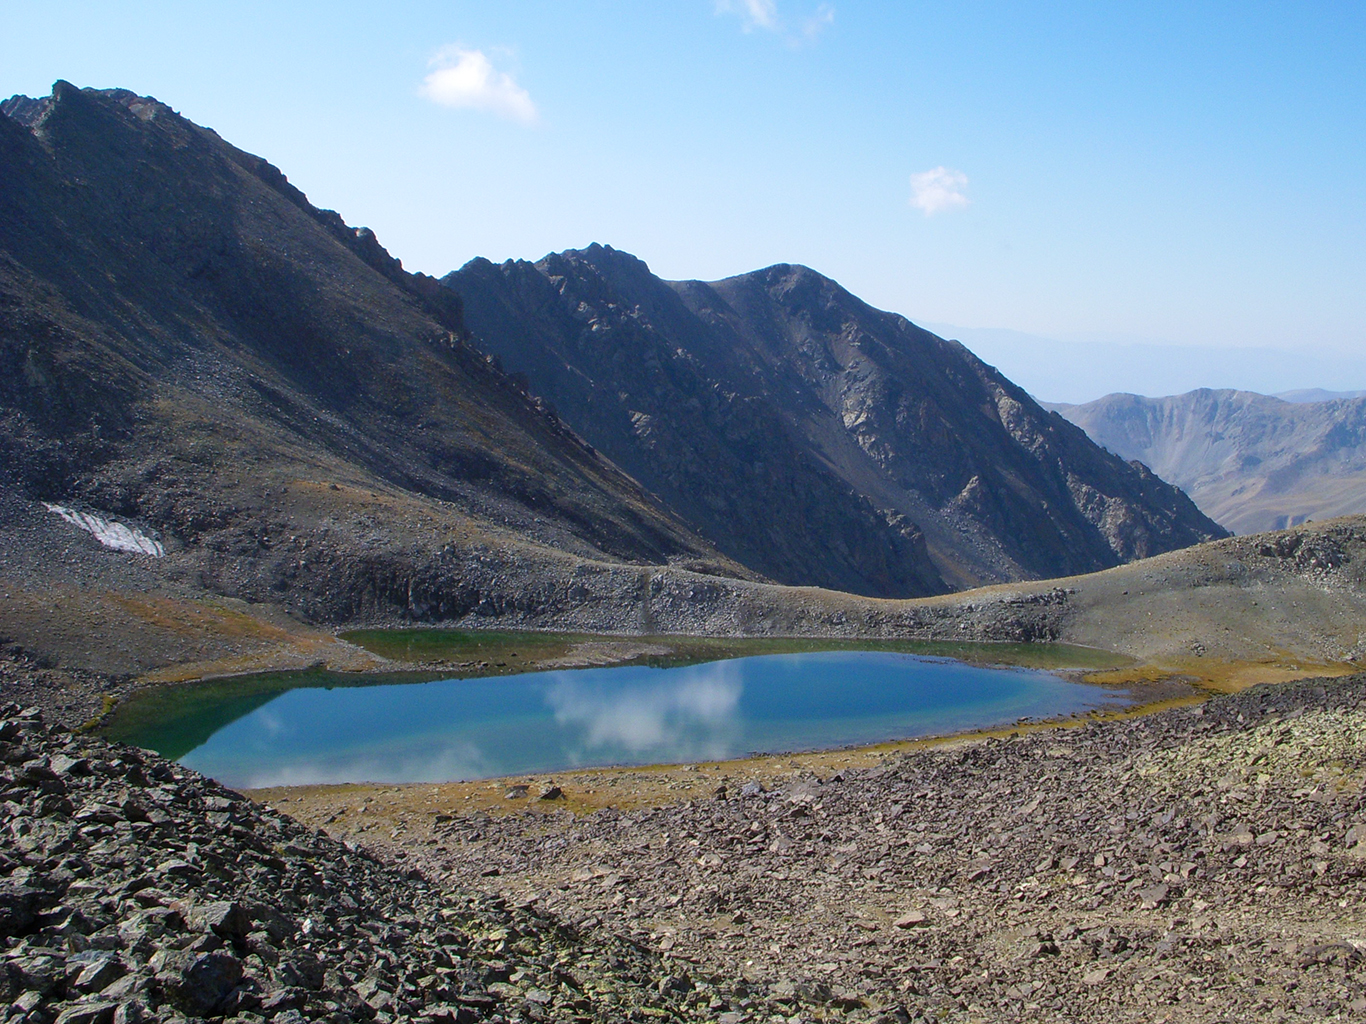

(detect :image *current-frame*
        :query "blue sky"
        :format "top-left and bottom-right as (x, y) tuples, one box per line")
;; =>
(4, 2), (1364, 399)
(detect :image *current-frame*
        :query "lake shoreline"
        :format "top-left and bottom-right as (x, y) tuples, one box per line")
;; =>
(255, 671), (1366, 1021)
(99, 632), (1136, 764)
(96, 627), (1346, 796)
(245, 668), (1202, 819)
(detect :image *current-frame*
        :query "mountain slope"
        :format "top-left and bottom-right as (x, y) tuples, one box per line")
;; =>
(1049, 389), (1366, 534)
(446, 245), (1226, 596)
(0, 83), (741, 630)
(449, 249), (946, 597)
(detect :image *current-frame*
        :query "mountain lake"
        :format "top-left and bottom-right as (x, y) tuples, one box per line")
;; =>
(106, 638), (1136, 788)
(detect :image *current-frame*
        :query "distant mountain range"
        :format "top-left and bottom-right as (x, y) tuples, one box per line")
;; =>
(446, 246), (1223, 595)
(924, 323), (1366, 405)
(0, 82), (1225, 636)
(1048, 389), (1366, 534)
(1272, 389), (1366, 404)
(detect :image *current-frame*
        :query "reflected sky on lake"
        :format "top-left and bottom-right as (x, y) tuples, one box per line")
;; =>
(547, 661), (743, 762)
(178, 651), (1130, 788)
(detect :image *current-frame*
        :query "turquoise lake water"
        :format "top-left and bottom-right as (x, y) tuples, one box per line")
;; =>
(172, 651), (1129, 787)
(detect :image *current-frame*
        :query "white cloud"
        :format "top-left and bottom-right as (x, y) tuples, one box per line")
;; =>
(715, 0), (832, 43)
(801, 4), (835, 41)
(716, 0), (779, 31)
(418, 47), (537, 125)
(548, 670), (740, 753)
(910, 166), (970, 215)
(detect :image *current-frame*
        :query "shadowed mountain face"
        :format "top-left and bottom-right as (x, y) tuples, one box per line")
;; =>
(446, 246), (1226, 596)
(1048, 389), (1366, 535)
(0, 84), (737, 625)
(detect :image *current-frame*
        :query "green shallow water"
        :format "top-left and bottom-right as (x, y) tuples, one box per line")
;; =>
(337, 630), (1132, 673)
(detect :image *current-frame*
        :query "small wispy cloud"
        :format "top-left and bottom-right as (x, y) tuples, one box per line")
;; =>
(716, 0), (779, 31)
(715, 0), (834, 44)
(418, 47), (537, 125)
(910, 166), (970, 216)
(800, 4), (836, 41)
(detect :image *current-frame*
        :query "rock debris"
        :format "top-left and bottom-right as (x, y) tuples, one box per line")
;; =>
(335, 675), (1366, 1022)
(0, 705), (703, 1024)
(10, 674), (1366, 1021)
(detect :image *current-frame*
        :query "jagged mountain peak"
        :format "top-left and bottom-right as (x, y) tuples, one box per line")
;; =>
(1, 82), (742, 629)
(538, 245), (667, 310)
(558, 242), (652, 274)
(0, 91), (52, 127)
(446, 247), (1226, 596)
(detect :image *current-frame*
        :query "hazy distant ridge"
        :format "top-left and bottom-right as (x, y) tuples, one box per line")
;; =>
(1049, 389), (1366, 534)
(925, 322), (1366, 405)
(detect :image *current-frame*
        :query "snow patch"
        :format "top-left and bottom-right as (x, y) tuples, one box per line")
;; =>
(44, 503), (165, 556)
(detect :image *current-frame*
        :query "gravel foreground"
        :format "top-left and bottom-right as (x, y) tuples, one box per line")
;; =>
(8, 679), (1366, 1023)
(340, 675), (1366, 1023)
(0, 705), (701, 1024)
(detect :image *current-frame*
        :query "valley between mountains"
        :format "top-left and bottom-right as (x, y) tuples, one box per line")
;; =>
(1049, 389), (1366, 536)
(0, 82), (1232, 706)
(4, 82), (1366, 1024)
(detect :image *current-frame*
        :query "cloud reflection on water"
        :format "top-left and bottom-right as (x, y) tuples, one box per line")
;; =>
(171, 651), (1130, 790)
(190, 736), (493, 790)
(545, 661), (744, 763)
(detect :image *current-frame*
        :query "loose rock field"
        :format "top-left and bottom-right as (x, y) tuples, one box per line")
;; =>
(0, 706), (700, 1024)
(10, 677), (1366, 1022)
(315, 675), (1366, 1022)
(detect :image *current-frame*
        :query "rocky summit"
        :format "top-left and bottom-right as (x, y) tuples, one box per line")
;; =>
(447, 246), (1225, 597)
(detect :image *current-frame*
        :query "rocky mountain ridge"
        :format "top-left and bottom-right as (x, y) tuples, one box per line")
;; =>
(0, 82), (747, 635)
(447, 246), (1225, 597)
(1049, 389), (1366, 534)
(0, 81), (1246, 701)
